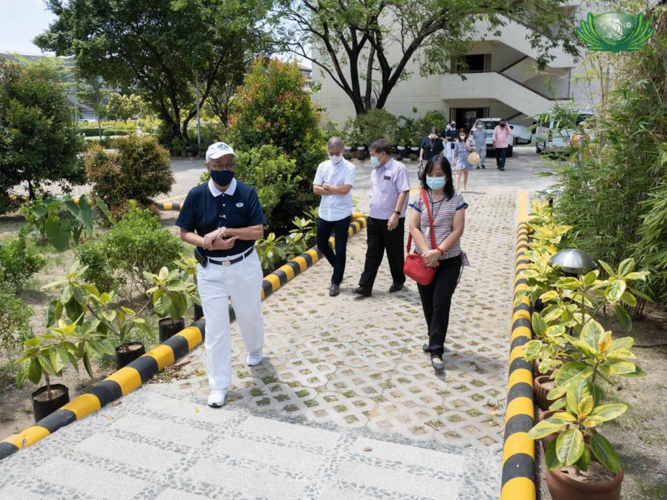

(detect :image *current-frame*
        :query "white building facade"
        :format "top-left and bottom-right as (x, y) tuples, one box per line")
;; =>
(313, 4), (599, 131)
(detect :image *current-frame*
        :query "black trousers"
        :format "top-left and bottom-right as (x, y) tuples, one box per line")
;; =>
(359, 217), (406, 290)
(417, 255), (462, 358)
(316, 216), (351, 285)
(496, 147), (508, 169)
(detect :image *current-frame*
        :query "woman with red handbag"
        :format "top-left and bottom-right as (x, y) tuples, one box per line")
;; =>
(407, 155), (469, 374)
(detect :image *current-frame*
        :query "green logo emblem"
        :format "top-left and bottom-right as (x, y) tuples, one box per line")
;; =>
(576, 12), (654, 52)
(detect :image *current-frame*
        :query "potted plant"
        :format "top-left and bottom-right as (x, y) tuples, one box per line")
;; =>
(175, 256), (203, 322)
(144, 267), (197, 341)
(528, 377), (627, 500)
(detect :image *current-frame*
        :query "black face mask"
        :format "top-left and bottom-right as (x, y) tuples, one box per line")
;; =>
(210, 169), (234, 186)
(500, 123), (506, 128)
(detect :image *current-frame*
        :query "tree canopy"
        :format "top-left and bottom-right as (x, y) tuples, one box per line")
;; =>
(36, 0), (273, 142)
(275, 0), (582, 114)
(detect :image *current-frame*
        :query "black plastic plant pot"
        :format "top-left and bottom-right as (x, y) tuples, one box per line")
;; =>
(533, 298), (545, 313)
(158, 317), (185, 342)
(115, 342), (146, 369)
(32, 384), (70, 422)
(194, 303), (204, 322)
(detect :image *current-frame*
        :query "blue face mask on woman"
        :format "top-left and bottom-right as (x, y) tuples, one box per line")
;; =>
(426, 176), (446, 190)
(210, 169), (234, 186)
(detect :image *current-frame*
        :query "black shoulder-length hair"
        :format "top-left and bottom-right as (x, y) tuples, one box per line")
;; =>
(421, 155), (455, 201)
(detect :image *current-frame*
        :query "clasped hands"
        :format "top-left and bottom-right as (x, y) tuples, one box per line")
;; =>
(422, 249), (441, 268)
(202, 228), (238, 251)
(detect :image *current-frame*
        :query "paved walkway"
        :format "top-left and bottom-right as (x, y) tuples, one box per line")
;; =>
(0, 148), (553, 499)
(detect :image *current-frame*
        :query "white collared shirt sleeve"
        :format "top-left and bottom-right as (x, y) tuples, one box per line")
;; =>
(313, 162), (325, 185)
(345, 163), (356, 187)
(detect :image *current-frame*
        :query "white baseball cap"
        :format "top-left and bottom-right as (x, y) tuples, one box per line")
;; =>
(206, 142), (239, 161)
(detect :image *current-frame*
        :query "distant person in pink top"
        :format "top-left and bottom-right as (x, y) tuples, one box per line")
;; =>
(492, 119), (512, 171)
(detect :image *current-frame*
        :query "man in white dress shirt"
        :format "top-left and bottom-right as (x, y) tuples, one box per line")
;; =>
(313, 137), (356, 297)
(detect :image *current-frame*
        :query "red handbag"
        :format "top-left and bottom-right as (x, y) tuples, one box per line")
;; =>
(404, 189), (438, 286)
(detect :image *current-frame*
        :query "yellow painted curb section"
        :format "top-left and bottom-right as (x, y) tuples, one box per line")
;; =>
(501, 477), (536, 500)
(306, 249), (319, 264)
(503, 432), (535, 461)
(176, 327), (203, 352)
(2, 426), (50, 449)
(265, 273), (281, 292)
(293, 256), (308, 272)
(106, 367), (142, 396)
(512, 310), (530, 322)
(278, 264), (295, 281)
(518, 191), (528, 223)
(509, 368), (533, 389)
(145, 345), (176, 371)
(505, 397), (534, 423)
(511, 326), (531, 342)
(509, 345), (527, 364)
(61, 394), (102, 420)
(260, 288), (265, 300)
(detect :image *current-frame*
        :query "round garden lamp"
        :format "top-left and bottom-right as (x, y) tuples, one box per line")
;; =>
(550, 248), (596, 276)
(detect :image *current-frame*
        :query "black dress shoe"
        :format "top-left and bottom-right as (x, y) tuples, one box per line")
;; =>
(431, 357), (445, 372)
(353, 286), (372, 297)
(329, 284), (340, 297)
(422, 343), (429, 353)
(481, 165), (486, 169)
(389, 283), (404, 293)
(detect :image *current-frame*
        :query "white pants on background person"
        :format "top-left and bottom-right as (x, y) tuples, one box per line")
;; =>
(444, 141), (455, 163)
(196, 249), (265, 390)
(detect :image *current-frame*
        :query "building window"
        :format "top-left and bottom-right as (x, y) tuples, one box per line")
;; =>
(454, 54), (487, 73)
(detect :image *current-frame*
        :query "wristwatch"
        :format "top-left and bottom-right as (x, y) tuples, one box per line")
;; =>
(324, 183), (330, 191)
(394, 210), (401, 215)
(218, 227), (227, 239)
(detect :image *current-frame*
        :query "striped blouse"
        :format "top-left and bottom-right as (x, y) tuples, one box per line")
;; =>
(409, 190), (469, 265)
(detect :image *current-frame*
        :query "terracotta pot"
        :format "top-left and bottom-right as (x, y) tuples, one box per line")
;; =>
(534, 374), (556, 411)
(546, 466), (624, 500)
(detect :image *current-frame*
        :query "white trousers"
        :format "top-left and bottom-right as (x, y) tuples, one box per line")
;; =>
(444, 141), (455, 163)
(196, 250), (264, 390)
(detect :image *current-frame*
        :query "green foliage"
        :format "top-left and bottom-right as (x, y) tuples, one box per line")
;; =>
(0, 60), (85, 206)
(255, 209), (319, 272)
(235, 145), (302, 230)
(143, 266), (198, 321)
(414, 110), (448, 137)
(0, 230), (46, 292)
(84, 136), (174, 217)
(19, 194), (107, 251)
(342, 108), (398, 146)
(74, 238), (121, 293)
(0, 293), (34, 355)
(106, 93), (144, 121)
(544, 21), (667, 307)
(36, 0), (271, 143)
(226, 58), (326, 232)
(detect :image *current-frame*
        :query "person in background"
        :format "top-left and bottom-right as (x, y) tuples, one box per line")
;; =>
(408, 155), (468, 374)
(471, 121), (487, 169)
(452, 128), (474, 192)
(492, 118), (512, 171)
(419, 126), (444, 178)
(313, 137), (356, 297)
(441, 120), (457, 164)
(176, 142), (266, 408)
(354, 138), (410, 297)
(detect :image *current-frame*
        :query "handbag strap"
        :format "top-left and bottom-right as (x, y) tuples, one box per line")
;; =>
(406, 189), (438, 253)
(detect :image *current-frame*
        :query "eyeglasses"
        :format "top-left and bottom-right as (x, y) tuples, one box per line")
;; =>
(209, 163), (235, 172)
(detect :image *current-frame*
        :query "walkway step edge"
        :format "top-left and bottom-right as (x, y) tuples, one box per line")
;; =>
(0, 216), (368, 462)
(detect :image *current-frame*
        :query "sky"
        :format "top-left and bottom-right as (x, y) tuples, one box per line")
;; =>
(0, 0), (56, 55)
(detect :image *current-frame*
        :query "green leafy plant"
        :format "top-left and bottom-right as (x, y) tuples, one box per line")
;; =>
(255, 233), (286, 272)
(0, 229), (46, 291)
(528, 377), (626, 475)
(0, 293), (34, 355)
(143, 267), (199, 321)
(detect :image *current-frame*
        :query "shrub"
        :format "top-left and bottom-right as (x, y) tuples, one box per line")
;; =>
(343, 109), (398, 146)
(0, 230), (46, 291)
(102, 128), (130, 137)
(84, 135), (174, 217)
(414, 110), (448, 137)
(75, 238), (121, 293)
(0, 293), (33, 355)
(104, 205), (186, 295)
(235, 145), (302, 230)
(0, 60), (85, 206)
(226, 58), (325, 230)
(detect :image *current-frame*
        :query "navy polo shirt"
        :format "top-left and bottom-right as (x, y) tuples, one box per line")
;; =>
(176, 178), (266, 257)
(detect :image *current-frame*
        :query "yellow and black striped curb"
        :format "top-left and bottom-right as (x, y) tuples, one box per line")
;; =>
(0, 215), (368, 462)
(500, 218), (536, 500)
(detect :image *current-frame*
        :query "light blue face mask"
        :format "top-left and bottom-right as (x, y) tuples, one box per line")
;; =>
(426, 176), (446, 190)
(370, 156), (380, 168)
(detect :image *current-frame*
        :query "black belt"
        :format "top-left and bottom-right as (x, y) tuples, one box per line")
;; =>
(198, 247), (254, 267)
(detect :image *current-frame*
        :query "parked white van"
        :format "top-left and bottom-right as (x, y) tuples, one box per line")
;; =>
(535, 110), (596, 155)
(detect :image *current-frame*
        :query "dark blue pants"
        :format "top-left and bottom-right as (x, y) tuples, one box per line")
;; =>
(317, 216), (351, 285)
(496, 147), (508, 169)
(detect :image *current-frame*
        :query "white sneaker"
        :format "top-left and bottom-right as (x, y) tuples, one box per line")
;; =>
(207, 389), (227, 408)
(246, 353), (263, 366)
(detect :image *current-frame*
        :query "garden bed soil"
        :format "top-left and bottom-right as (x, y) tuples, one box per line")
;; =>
(538, 305), (667, 499)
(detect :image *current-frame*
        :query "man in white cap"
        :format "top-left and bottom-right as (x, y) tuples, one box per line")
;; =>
(176, 142), (266, 408)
